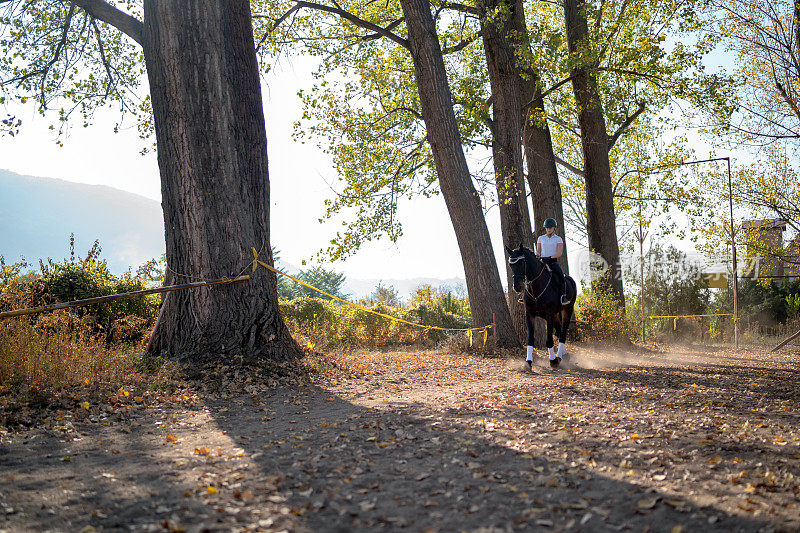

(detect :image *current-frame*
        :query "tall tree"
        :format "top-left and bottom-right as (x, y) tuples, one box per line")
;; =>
(479, 0), (534, 339)
(563, 0), (625, 304)
(399, 0), (519, 345)
(1, 1), (301, 362)
(685, 1), (800, 280)
(440, 0), (569, 343)
(711, 0), (800, 142)
(277, 0), (520, 346)
(527, 0), (731, 304)
(510, 0), (569, 275)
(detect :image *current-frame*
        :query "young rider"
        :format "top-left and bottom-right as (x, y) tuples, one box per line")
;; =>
(536, 218), (570, 305)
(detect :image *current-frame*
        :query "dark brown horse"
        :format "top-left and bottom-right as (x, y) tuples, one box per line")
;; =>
(506, 244), (577, 368)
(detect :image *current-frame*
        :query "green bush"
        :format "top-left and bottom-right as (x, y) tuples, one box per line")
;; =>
(363, 283), (400, 306)
(787, 293), (800, 319)
(0, 238), (159, 344)
(0, 239), (166, 400)
(278, 265), (348, 300)
(575, 286), (636, 343)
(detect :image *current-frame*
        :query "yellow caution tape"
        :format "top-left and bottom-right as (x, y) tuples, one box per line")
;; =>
(250, 248), (492, 343)
(647, 313), (733, 319)
(647, 313), (735, 332)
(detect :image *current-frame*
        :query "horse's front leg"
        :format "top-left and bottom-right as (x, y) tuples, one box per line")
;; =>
(525, 313), (536, 367)
(546, 317), (556, 361)
(556, 308), (572, 360)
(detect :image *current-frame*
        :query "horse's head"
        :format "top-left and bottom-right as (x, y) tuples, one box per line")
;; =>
(505, 243), (531, 293)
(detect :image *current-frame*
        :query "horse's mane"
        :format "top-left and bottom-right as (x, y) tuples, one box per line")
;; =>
(520, 245), (538, 263)
(518, 245), (544, 278)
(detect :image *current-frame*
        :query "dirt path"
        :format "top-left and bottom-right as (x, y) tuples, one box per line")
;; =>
(2, 344), (799, 532)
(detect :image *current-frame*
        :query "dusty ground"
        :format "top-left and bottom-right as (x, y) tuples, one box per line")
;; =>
(1, 343), (800, 532)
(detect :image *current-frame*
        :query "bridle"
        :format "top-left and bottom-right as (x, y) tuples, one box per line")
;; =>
(509, 253), (552, 302)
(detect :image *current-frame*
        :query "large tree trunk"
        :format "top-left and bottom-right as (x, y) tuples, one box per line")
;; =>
(142, 0), (301, 362)
(510, 0), (566, 345)
(511, 0), (568, 277)
(481, 0), (533, 342)
(563, 0), (625, 307)
(399, 0), (518, 347)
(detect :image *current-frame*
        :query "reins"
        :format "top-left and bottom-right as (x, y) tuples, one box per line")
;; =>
(511, 251), (553, 303)
(526, 274), (552, 302)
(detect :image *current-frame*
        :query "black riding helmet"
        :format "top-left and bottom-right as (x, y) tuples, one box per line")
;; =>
(543, 218), (557, 229)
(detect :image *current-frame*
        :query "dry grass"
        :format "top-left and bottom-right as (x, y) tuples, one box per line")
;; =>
(0, 310), (153, 401)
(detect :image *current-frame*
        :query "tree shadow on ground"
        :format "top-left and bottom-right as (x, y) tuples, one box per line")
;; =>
(202, 384), (777, 532)
(2, 361), (795, 532)
(0, 400), (213, 531)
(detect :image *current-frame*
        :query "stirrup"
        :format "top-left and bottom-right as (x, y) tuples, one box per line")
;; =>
(560, 295), (571, 305)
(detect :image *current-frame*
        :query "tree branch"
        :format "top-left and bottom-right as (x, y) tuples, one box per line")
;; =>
(607, 100), (645, 149)
(68, 0), (143, 46)
(554, 155), (584, 176)
(537, 75), (574, 101)
(91, 17), (115, 98)
(293, 0), (410, 50)
(547, 113), (580, 137)
(775, 79), (800, 125)
(596, 0), (631, 64)
(362, 18), (404, 41)
(595, 66), (665, 85)
(387, 106), (423, 120)
(38, 4), (75, 105)
(254, 4), (302, 53)
(442, 30), (481, 54)
(438, 1), (480, 16)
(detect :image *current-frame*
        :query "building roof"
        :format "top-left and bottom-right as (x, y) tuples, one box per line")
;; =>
(741, 218), (788, 230)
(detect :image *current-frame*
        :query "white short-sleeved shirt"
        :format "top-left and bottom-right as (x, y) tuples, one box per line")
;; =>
(537, 233), (563, 258)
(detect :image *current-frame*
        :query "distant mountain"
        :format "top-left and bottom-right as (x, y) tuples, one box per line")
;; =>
(0, 169), (165, 272)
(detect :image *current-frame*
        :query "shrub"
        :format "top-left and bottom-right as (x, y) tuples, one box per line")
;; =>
(0, 238), (159, 344)
(787, 293), (800, 319)
(575, 286), (636, 343)
(362, 283), (400, 307)
(279, 283), (473, 350)
(0, 238), (168, 403)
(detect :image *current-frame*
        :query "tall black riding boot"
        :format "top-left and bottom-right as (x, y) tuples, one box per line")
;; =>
(560, 280), (570, 305)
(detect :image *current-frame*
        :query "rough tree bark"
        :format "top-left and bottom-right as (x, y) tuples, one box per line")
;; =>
(563, 0), (625, 307)
(498, 0), (568, 346)
(399, 0), (519, 347)
(480, 0), (534, 342)
(139, 0), (301, 362)
(511, 0), (569, 276)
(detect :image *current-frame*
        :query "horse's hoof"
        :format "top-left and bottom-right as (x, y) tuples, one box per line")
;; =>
(526, 359), (533, 369)
(549, 358), (559, 368)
